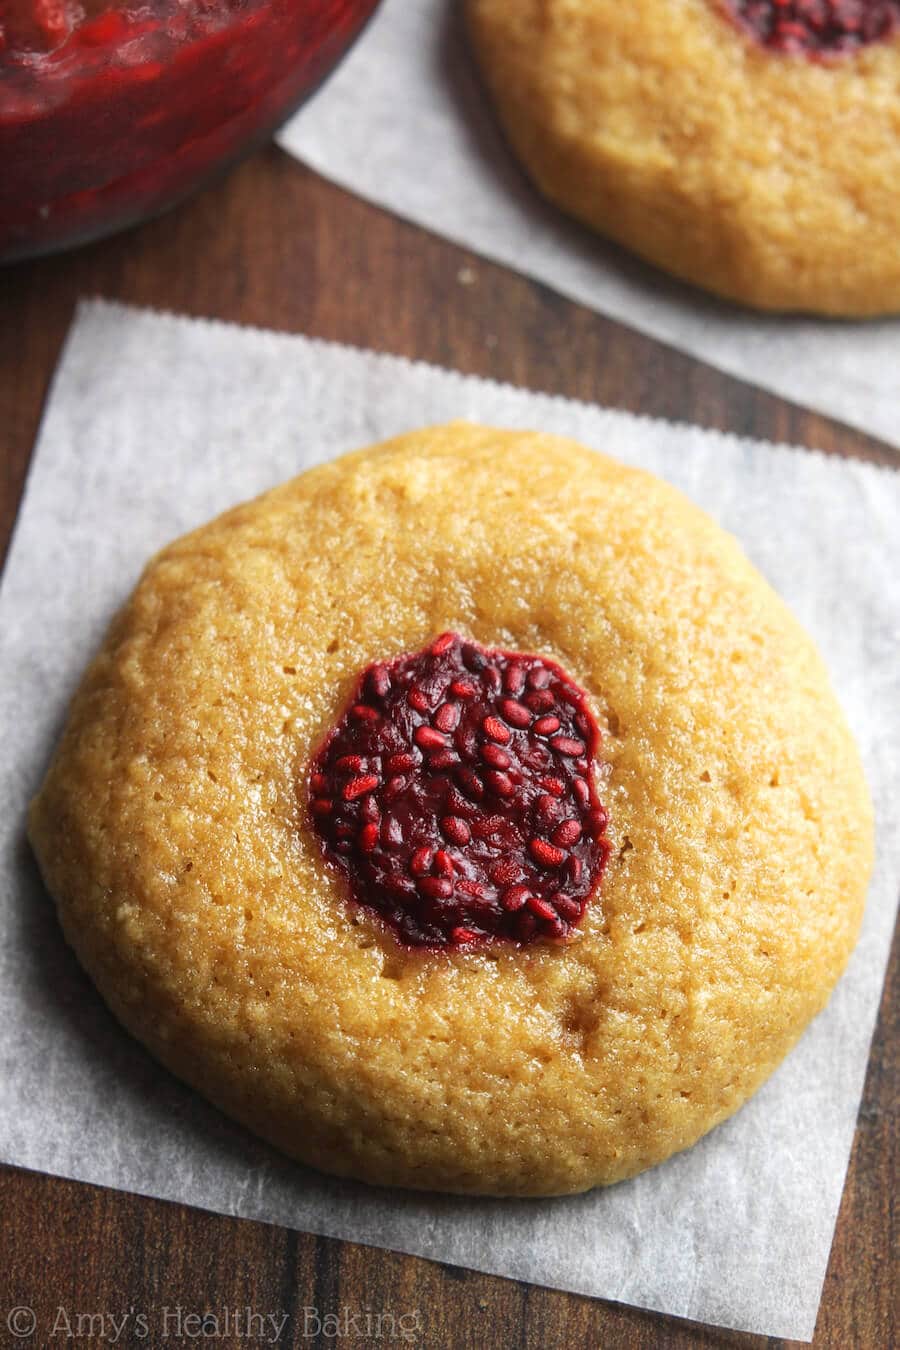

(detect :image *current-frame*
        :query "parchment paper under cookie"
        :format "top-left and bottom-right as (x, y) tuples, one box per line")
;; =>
(0, 301), (898, 1341)
(278, 0), (900, 453)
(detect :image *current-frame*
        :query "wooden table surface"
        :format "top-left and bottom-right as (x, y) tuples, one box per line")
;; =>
(0, 146), (896, 1350)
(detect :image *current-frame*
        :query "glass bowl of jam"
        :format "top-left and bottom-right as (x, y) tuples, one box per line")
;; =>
(0, 0), (380, 262)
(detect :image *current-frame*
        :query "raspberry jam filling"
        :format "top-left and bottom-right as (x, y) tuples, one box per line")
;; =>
(308, 634), (611, 949)
(724, 0), (900, 53)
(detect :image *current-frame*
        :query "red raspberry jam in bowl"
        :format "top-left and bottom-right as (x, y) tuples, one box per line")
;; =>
(0, 0), (380, 261)
(723, 0), (900, 54)
(309, 633), (611, 950)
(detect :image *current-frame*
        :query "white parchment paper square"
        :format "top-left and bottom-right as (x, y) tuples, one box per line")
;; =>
(1, 300), (898, 1341)
(278, 0), (900, 452)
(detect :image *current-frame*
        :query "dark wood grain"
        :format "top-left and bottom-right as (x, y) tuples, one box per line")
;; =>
(0, 146), (896, 1350)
